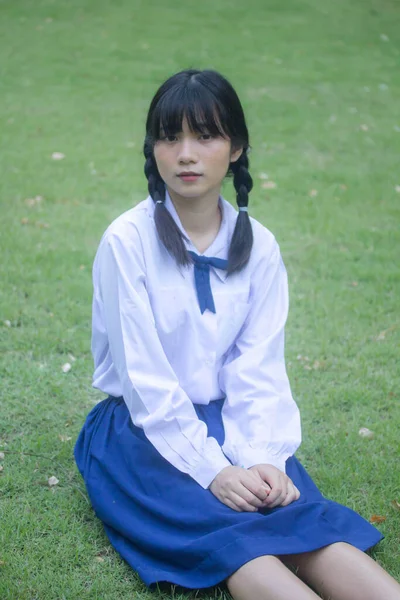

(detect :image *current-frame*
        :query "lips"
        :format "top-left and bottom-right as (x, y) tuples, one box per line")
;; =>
(178, 172), (202, 176)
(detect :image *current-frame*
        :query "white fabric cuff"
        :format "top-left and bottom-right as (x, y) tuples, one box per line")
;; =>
(228, 446), (289, 474)
(189, 440), (232, 489)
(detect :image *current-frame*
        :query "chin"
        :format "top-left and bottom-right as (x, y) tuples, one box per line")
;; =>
(169, 184), (209, 199)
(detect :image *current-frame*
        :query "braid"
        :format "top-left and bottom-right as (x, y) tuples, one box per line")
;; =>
(227, 151), (254, 275)
(143, 143), (191, 267)
(144, 150), (165, 202)
(232, 151), (253, 209)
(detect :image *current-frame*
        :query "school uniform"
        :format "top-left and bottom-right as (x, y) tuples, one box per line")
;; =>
(74, 189), (383, 589)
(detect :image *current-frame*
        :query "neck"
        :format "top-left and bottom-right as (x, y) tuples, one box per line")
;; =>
(166, 186), (221, 236)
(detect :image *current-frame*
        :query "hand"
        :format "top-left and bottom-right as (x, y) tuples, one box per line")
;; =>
(209, 465), (271, 512)
(248, 464), (300, 508)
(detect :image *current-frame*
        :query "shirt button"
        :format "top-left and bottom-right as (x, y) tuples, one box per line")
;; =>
(205, 358), (213, 367)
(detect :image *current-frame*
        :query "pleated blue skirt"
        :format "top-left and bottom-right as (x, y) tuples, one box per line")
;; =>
(74, 395), (383, 590)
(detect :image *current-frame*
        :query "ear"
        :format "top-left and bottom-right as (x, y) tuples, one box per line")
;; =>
(230, 146), (243, 163)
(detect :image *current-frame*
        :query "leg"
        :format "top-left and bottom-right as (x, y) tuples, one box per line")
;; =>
(226, 555), (321, 600)
(284, 542), (400, 600)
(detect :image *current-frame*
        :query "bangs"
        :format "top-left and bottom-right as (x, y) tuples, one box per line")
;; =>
(149, 84), (231, 141)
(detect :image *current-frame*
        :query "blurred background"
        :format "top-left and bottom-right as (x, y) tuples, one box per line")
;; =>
(0, 0), (399, 598)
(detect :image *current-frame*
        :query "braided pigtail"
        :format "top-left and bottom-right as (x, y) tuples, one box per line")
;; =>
(144, 142), (191, 267)
(227, 150), (254, 274)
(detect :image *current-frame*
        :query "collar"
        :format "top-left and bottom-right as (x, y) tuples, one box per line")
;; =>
(147, 189), (239, 282)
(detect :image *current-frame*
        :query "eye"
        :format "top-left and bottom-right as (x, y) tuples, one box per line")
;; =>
(199, 133), (213, 141)
(162, 135), (177, 142)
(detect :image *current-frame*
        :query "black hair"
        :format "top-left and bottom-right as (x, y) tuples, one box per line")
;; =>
(143, 69), (253, 275)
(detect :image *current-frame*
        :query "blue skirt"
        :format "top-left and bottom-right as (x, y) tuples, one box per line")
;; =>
(74, 395), (383, 590)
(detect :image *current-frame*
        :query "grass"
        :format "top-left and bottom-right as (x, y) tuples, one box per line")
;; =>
(1, 0), (399, 597)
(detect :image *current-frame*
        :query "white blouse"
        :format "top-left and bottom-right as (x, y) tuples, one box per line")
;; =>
(91, 189), (301, 489)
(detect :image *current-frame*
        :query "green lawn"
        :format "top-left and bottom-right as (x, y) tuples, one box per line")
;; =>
(1, 0), (399, 598)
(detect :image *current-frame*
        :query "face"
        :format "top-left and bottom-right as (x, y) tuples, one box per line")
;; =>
(153, 116), (242, 202)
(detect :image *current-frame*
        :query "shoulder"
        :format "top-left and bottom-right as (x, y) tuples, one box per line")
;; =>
(248, 214), (280, 268)
(94, 197), (153, 268)
(102, 197), (152, 242)
(97, 197), (154, 251)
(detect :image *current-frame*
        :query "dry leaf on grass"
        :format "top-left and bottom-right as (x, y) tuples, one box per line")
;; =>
(48, 476), (59, 487)
(95, 556), (105, 563)
(61, 362), (71, 373)
(59, 435), (72, 442)
(309, 189), (318, 197)
(0, 466), (3, 473)
(25, 195), (43, 207)
(395, 185), (400, 193)
(51, 152), (65, 160)
(359, 427), (374, 439)
(262, 181), (277, 189)
(0, 452), (4, 460)
(374, 325), (397, 341)
(35, 221), (50, 229)
(258, 172), (269, 180)
(369, 515), (386, 524)
(4, 320), (11, 327)
(390, 500), (400, 512)
(312, 360), (326, 370)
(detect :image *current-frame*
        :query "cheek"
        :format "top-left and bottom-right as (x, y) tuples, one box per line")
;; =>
(206, 143), (232, 171)
(153, 149), (170, 176)
(207, 152), (231, 175)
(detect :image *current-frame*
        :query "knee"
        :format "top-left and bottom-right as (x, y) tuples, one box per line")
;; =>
(226, 554), (280, 588)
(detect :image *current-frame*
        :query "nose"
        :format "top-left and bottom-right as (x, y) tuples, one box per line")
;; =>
(177, 137), (198, 164)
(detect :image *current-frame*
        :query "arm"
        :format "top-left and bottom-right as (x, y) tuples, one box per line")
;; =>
(219, 239), (301, 474)
(95, 225), (231, 488)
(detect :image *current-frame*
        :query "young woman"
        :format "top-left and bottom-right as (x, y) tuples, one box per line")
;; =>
(74, 69), (400, 600)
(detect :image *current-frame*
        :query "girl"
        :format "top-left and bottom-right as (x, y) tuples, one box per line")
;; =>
(74, 69), (400, 600)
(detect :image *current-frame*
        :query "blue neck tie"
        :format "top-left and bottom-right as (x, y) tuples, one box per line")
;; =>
(188, 251), (229, 314)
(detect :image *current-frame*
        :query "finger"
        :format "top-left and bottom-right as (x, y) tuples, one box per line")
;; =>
(222, 497), (242, 512)
(267, 487), (288, 508)
(242, 473), (271, 502)
(229, 490), (259, 513)
(237, 483), (266, 508)
(279, 482), (298, 507)
(263, 473), (287, 506)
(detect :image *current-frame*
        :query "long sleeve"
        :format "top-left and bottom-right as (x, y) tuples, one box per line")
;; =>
(219, 239), (301, 473)
(93, 225), (232, 489)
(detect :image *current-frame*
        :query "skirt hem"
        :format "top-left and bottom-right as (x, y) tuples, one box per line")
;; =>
(135, 534), (383, 590)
